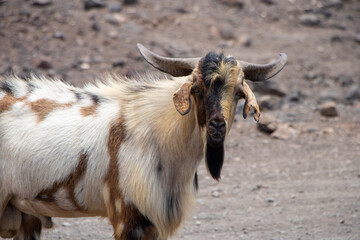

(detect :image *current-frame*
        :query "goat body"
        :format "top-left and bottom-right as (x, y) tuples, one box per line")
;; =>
(0, 44), (287, 239)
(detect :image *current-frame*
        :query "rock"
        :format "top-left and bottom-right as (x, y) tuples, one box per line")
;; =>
(340, 219), (345, 224)
(238, 34), (251, 47)
(108, 3), (122, 13)
(253, 81), (286, 97)
(219, 26), (235, 40)
(217, 0), (244, 9)
(112, 59), (125, 68)
(260, 0), (274, 5)
(32, 0), (52, 7)
(304, 71), (324, 81)
(257, 113), (279, 134)
(271, 123), (298, 140)
(196, 221), (201, 226)
(35, 56), (52, 70)
(319, 90), (339, 103)
(84, 0), (106, 10)
(258, 95), (279, 110)
(299, 14), (321, 27)
(62, 222), (71, 227)
(267, 197), (275, 203)
(123, 0), (138, 5)
(331, 34), (343, 43)
(105, 14), (120, 25)
(323, 0), (343, 9)
(91, 22), (101, 31)
(285, 90), (303, 103)
(337, 75), (353, 87)
(319, 101), (339, 117)
(212, 190), (220, 198)
(53, 31), (65, 41)
(354, 34), (360, 44)
(345, 85), (360, 103)
(79, 63), (91, 70)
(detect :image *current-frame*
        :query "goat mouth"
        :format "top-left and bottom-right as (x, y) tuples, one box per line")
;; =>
(207, 133), (225, 148)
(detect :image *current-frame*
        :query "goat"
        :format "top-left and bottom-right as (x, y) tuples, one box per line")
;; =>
(0, 44), (287, 240)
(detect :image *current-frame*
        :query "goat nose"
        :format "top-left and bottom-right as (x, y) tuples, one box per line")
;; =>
(209, 119), (226, 130)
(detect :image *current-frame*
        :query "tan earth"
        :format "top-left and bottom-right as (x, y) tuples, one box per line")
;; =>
(0, 0), (359, 239)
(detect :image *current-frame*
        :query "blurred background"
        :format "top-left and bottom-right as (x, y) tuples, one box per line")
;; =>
(0, 0), (359, 239)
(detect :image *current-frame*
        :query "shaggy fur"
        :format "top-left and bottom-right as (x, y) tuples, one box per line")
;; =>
(0, 50), (261, 239)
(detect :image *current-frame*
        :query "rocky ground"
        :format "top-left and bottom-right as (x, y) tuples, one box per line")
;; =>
(0, 0), (359, 239)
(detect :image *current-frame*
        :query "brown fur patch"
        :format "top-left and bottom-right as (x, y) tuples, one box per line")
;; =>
(28, 99), (73, 122)
(35, 152), (89, 211)
(105, 116), (126, 228)
(80, 104), (98, 117)
(0, 94), (26, 113)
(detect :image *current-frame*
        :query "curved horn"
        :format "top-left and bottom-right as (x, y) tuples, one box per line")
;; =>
(137, 43), (201, 77)
(238, 53), (287, 82)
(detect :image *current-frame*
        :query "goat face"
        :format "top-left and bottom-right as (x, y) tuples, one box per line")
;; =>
(137, 44), (287, 180)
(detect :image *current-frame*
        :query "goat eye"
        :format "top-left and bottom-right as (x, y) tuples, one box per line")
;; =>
(235, 90), (245, 99)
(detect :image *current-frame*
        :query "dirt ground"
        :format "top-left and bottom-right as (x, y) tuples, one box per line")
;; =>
(0, 0), (359, 239)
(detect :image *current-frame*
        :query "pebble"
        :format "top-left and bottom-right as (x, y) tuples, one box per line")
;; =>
(91, 22), (101, 32)
(112, 59), (126, 68)
(196, 221), (201, 226)
(212, 190), (220, 198)
(35, 56), (52, 69)
(271, 123), (298, 140)
(337, 75), (353, 87)
(299, 14), (321, 27)
(32, 0), (52, 7)
(53, 31), (65, 41)
(79, 63), (91, 70)
(84, 0), (106, 10)
(267, 197), (275, 203)
(354, 34), (360, 44)
(217, 0), (244, 9)
(258, 95), (279, 110)
(105, 14), (120, 25)
(253, 81), (286, 97)
(62, 222), (71, 227)
(257, 113), (279, 134)
(260, 0), (274, 5)
(219, 25), (235, 40)
(238, 34), (251, 47)
(108, 3), (122, 13)
(345, 85), (360, 103)
(319, 90), (339, 103)
(323, 0), (343, 9)
(319, 101), (339, 117)
(285, 90), (303, 103)
(123, 0), (138, 5)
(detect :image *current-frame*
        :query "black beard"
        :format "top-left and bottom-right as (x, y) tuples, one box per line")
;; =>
(205, 143), (224, 180)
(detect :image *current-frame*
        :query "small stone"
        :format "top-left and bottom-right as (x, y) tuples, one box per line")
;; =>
(239, 34), (251, 47)
(53, 31), (65, 41)
(196, 221), (201, 226)
(35, 56), (52, 70)
(304, 71), (323, 81)
(319, 90), (339, 103)
(32, 0), (52, 7)
(267, 197), (275, 203)
(260, 0), (274, 5)
(345, 85), (360, 103)
(217, 0), (244, 9)
(337, 75), (353, 87)
(108, 3), (122, 13)
(323, 0), (343, 9)
(62, 222), (71, 227)
(271, 124), (298, 140)
(331, 34), (343, 43)
(219, 26), (235, 40)
(257, 113), (278, 134)
(285, 90), (303, 103)
(112, 59), (125, 68)
(84, 0), (106, 10)
(340, 219), (345, 224)
(105, 14), (119, 25)
(123, 0), (138, 5)
(79, 63), (91, 70)
(354, 34), (360, 44)
(299, 14), (321, 27)
(258, 95), (279, 110)
(212, 191), (220, 198)
(319, 101), (339, 117)
(91, 22), (101, 32)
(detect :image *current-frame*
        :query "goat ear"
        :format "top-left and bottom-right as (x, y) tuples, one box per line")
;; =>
(173, 82), (192, 115)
